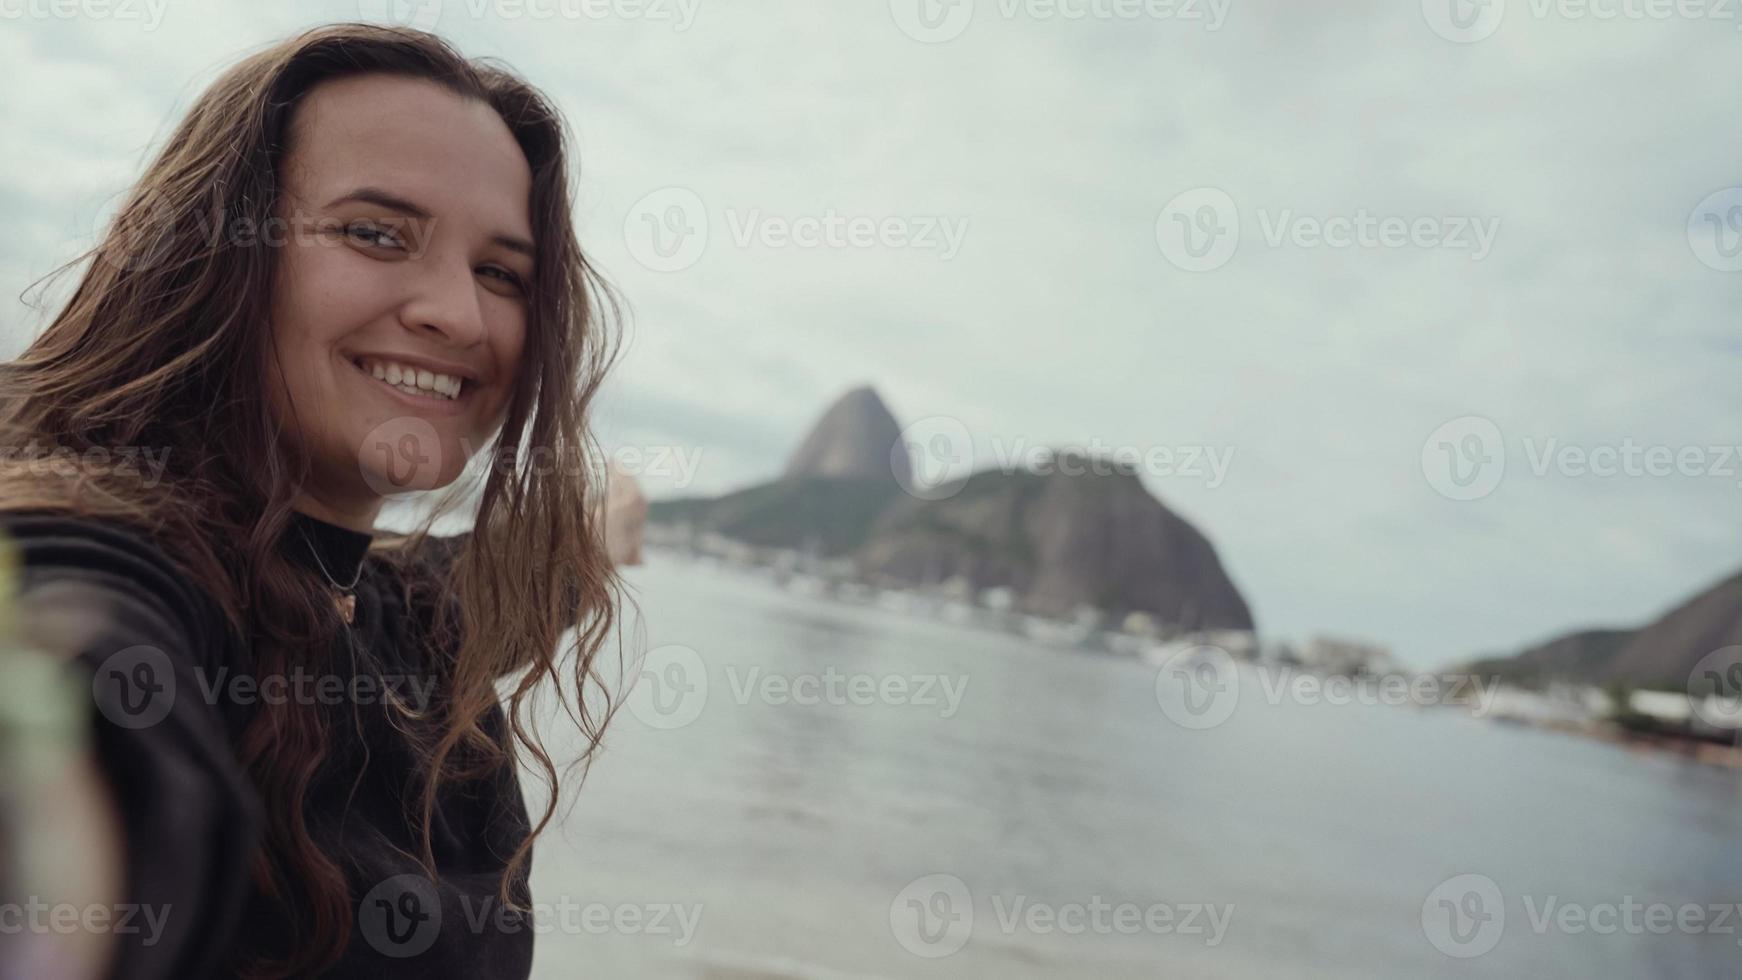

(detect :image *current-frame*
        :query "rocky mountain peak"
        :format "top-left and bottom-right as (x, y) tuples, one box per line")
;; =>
(783, 384), (910, 487)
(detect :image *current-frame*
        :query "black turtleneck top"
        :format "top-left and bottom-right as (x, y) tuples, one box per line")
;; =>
(0, 509), (533, 980)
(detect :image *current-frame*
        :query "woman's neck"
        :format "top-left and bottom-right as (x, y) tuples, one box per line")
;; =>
(290, 490), (382, 535)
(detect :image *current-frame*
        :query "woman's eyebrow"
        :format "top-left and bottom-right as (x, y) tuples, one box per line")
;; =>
(325, 186), (431, 218)
(492, 234), (535, 259)
(324, 186), (537, 259)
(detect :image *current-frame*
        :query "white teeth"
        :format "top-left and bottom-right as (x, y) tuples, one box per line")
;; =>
(356, 358), (464, 401)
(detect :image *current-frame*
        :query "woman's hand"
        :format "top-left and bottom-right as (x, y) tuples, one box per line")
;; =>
(592, 460), (646, 567)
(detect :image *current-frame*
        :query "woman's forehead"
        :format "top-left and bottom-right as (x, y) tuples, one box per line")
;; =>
(284, 75), (533, 239)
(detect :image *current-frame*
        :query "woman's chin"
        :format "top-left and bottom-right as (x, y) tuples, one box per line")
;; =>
(351, 420), (465, 499)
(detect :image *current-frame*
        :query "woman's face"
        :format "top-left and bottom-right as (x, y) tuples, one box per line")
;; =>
(267, 73), (533, 519)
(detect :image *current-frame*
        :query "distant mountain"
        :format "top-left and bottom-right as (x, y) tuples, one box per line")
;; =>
(649, 387), (1256, 635)
(1600, 569), (1742, 690)
(856, 455), (1254, 632)
(1460, 629), (1634, 690)
(646, 476), (902, 558)
(1461, 567), (1742, 691)
(783, 385), (910, 488)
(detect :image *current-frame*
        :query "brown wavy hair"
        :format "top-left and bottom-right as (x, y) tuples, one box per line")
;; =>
(0, 23), (629, 977)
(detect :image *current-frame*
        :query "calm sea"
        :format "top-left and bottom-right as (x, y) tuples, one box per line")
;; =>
(522, 554), (1742, 979)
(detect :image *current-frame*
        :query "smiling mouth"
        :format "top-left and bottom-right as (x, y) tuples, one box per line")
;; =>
(346, 356), (474, 405)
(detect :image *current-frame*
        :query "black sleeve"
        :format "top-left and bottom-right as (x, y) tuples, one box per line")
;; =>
(0, 513), (262, 980)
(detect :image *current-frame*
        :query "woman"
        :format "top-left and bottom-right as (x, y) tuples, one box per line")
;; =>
(0, 23), (627, 979)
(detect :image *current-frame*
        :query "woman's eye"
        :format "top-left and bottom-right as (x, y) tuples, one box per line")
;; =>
(480, 266), (526, 291)
(346, 223), (405, 249)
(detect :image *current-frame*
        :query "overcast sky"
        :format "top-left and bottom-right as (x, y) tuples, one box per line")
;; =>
(3, 0), (1738, 668)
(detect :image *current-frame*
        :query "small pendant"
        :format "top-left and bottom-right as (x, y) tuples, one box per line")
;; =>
(335, 591), (357, 625)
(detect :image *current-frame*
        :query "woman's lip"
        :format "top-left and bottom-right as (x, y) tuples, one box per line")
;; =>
(346, 357), (472, 416)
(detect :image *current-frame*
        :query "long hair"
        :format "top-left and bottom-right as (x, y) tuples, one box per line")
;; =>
(0, 23), (627, 977)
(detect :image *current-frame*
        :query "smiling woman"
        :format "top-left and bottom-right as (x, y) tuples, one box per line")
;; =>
(0, 23), (627, 980)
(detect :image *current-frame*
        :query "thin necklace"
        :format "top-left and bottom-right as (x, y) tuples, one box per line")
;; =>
(298, 525), (364, 624)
